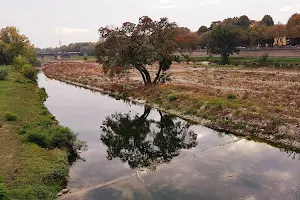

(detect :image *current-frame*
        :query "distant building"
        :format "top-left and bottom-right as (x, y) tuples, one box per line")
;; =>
(274, 37), (287, 46)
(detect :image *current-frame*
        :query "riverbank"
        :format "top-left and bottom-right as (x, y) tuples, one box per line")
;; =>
(43, 62), (300, 152)
(0, 66), (77, 200)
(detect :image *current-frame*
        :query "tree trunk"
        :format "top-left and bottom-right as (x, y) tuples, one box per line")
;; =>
(139, 106), (151, 120)
(221, 53), (229, 65)
(135, 65), (152, 85)
(153, 66), (162, 84)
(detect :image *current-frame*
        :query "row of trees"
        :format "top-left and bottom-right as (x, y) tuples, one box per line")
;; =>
(175, 13), (300, 52)
(0, 26), (36, 65)
(36, 42), (97, 56)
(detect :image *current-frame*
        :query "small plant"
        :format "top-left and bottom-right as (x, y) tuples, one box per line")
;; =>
(173, 55), (181, 63)
(22, 64), (37, 82)
(168, 94), (177, 102)
(227, 94), (237, 100)
(275, 106), (284, 112)
(0, 69), (8, 80)
(0, 176), (7, 200)
(4, 111), (17, 121)
(83, 54), (88, 61)
(258, 53), (270, 66)
(13, 55), (29, 70)
(183, 54), (191, 64)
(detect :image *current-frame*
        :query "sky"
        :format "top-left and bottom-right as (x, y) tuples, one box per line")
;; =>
(1, 0), (299, 48)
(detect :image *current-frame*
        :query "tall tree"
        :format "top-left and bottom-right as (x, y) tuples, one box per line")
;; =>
(209, 21), (221, 30)
(96, 16), (178, 85)
(204, 24), (241, 64)
(286, 13), (300, 45)
(176, 28), (200, 51)
(222, 17), (238, 26)
(264, 24), (286, 43)
(197, 25), (208, 35)
(236, 15), (250, 28)
(0, 26), (36, 65)
(261, 15), (274, 26)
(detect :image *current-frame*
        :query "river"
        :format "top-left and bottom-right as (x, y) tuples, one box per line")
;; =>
(38, 73), (300, 200)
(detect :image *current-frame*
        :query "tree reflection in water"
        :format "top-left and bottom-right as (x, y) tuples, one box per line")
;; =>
(100, 106), (198, 170)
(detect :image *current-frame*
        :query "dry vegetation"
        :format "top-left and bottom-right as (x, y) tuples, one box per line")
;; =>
(43, 61), (300, 151)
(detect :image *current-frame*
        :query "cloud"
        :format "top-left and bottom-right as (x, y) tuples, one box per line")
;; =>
(56, 28), (90, 34)
(280, 6), (293, 12)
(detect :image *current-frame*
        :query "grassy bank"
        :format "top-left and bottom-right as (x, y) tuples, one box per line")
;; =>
(0, 66), (77, 200)
(71, 55), (96, 61)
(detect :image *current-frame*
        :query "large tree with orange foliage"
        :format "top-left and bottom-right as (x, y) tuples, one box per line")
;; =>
(286, 13), (300, 45)
(175, 27), (200, 51)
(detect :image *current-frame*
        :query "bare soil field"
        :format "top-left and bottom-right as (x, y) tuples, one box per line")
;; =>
(43, 61), (300, 151)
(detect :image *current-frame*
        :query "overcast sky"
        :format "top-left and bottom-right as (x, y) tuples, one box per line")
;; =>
(1, 0), (299, 48)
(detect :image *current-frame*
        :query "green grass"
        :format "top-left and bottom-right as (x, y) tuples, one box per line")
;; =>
(0, 66), (70, 200)
(71, 55), (96, 61)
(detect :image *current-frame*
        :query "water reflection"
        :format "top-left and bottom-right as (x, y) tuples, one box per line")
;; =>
(100, 106), (198, 170)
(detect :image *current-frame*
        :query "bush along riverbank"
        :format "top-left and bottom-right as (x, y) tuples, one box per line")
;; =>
(0, 65), (84, 200)
(43, 63), (300, 154)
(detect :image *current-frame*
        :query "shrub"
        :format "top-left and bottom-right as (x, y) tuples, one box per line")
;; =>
(12, 55), (29, 70)
(25, 129), (50, 148)
(4, 111), (17, 121)
(38, 87), (48, 101)
(83, 54), (88, 61)
(258, 53), (269, 66)
(24, 125), (78, 151)
(227, 94), (237, 100)
(32, 59), (42, 67)
(0, 177), (7, 200)
(50, 127), (75, 149)
(230, 60), (240, 66)
(168, 94), (177, 102)
(0, 69), (8, 80)
(173, 55), (181, 63)
(22, 64), (37, 82)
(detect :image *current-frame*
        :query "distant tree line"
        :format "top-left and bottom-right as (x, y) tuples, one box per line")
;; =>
(36, 42), (97, 56)
(174, 13), (300, 64)
(176, 13), (300, 51)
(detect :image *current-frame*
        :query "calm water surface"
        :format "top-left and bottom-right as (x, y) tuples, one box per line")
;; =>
(38, 73), (300, 200)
